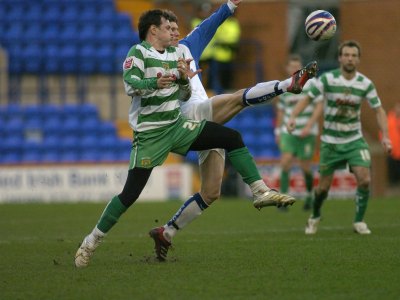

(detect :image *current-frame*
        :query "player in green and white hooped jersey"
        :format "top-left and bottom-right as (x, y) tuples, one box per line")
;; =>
(287, 40), (392, 235)
(275, 55), (323, 211)
(75, 9), (295, 267)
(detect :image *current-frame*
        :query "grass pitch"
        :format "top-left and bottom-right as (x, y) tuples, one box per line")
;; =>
(0, 198), (399, 300)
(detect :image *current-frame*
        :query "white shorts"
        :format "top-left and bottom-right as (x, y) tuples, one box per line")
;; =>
(181, 99), (225, 165)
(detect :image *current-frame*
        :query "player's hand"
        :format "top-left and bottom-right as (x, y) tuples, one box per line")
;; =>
(230, 0), (242, 6)
(177, 57), (189, 81)
(286, 118), (296, 134)
(381, 136), (392, 154)
(156, 74), (175, 89)
(183, 58), (202, 79)
(300, 125), (311, 138)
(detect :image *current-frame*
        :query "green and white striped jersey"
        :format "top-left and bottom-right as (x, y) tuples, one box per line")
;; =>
(308, 69), (381, 144)
(123, 41), (187, 132)
(278, 79), (320, 136)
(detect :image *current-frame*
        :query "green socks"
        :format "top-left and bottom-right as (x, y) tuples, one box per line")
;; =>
(227, 147), (262, 185)
(354, 188), (369, 222)
(280, 170), (289, 193)
(97, 196), (128, 233)
(312, 190), (328, 218)
(304, 172), (313, 193)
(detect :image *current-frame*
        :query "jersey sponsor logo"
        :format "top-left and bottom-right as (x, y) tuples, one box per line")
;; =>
(123, 56), (134, 70)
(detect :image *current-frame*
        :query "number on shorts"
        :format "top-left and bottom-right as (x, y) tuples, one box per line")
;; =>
(183, 121), (198, 131)
(360, 149), (370, 161)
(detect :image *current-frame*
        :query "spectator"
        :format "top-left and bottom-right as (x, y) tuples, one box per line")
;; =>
(387, 101), (400, 185)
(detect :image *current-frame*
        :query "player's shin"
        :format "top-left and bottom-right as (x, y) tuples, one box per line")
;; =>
(163, 193), (209, 241)
(312, 190), (328, 218)
(243, 81), (285, 106)
(354, 188), (369, 222)
(96, 196), (128, 233)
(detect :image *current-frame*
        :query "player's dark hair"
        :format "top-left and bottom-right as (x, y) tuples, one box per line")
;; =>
(163, 10), (178, 24)
(138, 9), (169, 41)
(338, 40), (361, 57)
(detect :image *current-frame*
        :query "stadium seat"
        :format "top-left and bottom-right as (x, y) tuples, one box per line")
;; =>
(59, 44), (78, 73)
(24, 43), (43, 73)
(42, 25), (61, 43)
(43, 117), (63, 136)
(41, 149), (60, 163)
(3, 104), (23, 121)
(78, 44), (97, 73)
(61, 136), (80, 151)
(43, 3), (63, 22)
(59, 150), (80, 162)
(5, 119), (24, 137)
(43, 135), (62, 152)
(79, 149), (100, 162)
(80, 135), (98, 151)
(3, 135), (24, 152)
(80, 118), (100, 134)
(59, 24), (80, 43)
(80, 103), (99, 119)
(62, 117), (81, 135)
(1, 152), (22, 164)
(24, 24), (42, 44)
(99, 121), (117, 136)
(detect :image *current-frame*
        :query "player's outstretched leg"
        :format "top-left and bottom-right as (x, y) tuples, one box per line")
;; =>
(243, 61), (318, 106)
(287, 61), (318, 94)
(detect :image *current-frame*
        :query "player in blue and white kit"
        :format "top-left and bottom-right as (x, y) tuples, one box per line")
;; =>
(149, 1), (318, 261)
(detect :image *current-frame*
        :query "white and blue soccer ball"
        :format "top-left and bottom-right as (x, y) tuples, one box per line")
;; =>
(305, 10), (337, 41)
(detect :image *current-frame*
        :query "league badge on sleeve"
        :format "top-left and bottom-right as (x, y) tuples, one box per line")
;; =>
(123, 56), (134, 70)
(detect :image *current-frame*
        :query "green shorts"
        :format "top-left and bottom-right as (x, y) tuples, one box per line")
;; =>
(279, 133), (316, 160)
(129, 116), (206, 169)
(319, 138), (371, 176)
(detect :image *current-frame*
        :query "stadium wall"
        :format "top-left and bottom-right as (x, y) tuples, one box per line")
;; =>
(0, 164), (192, 203)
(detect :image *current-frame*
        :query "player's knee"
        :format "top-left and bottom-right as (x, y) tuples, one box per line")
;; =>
(118, 191), (138, 207)
(228, 128), (244, 149)
(357, 177), (370, 190)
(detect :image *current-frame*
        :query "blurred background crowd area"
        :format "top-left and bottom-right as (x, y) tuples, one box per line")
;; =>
(0, 0), (399, 195)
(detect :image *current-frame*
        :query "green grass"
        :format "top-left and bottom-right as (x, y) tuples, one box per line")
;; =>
(1, 198), (399, 300)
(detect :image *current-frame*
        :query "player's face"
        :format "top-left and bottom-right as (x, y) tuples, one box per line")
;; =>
(154, 17), (172, 48)
(286, 60), (302, 76)
(170, 22), (180, 47)
(339, 46), (360, 74)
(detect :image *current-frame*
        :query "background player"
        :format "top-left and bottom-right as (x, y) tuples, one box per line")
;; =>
(275, 54), (322, 211)
(287, 40), (392, 235)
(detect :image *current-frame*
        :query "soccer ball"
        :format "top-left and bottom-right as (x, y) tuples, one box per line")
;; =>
(305, 10), (337, 41)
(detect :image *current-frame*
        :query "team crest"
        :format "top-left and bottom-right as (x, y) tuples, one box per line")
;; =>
(140, 157), (152, 167)
(123, 56), (134, 70)
(161, 62), (170, 71)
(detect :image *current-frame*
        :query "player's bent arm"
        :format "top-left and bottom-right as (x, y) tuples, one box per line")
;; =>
(374, 106), (392, 154)
(286, 95), (312, 133)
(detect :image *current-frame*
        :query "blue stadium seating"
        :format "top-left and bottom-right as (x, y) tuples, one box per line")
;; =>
(0, 0), (139, 75)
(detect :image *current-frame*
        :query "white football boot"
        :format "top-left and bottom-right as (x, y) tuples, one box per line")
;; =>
(253, 189), (296, 210)
(305, 216), (320, 235)
(353, 222), (371, 235)
(75, 235), (103, 268)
